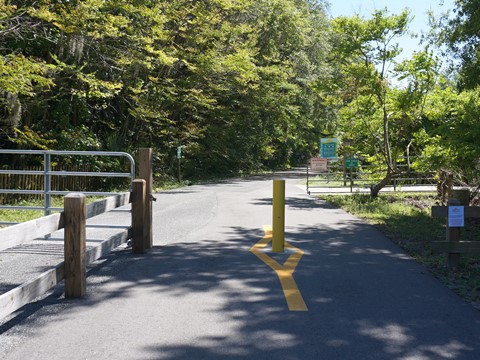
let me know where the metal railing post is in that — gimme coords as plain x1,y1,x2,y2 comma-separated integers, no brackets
0,150,136,226
44,152,52,216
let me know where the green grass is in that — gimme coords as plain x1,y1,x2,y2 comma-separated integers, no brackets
319,192,480,309
0,196,101,226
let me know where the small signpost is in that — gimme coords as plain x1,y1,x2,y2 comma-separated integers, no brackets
177,146,183,181
431,189,480,269
343,158,359,191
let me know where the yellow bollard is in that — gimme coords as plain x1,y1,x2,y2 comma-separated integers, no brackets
272,179,285,253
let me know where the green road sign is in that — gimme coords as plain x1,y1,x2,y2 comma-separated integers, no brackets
177,146,182,159
345,158,359,168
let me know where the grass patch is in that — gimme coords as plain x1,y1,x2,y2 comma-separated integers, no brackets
0,196,103,226
319,192,480,309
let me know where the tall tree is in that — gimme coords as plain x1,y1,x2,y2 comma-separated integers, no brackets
1,0,333,179
0,1,54,147
440,0,480,89
329,8,415,196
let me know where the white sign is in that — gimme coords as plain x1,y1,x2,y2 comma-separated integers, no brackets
310,157,328,172
448,206,464,227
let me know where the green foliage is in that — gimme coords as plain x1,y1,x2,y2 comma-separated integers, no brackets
437,0,480,89
0,0,476,189
0,54,54,96
0,0,334,176
413,85,480,186
329,8,413,139
11,125,56,150
55,125,101,151
327,8,425,196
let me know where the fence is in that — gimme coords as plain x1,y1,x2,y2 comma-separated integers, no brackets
0,165,120,200
306,157,435,194
0,150,135,225
0,148,154,319
430,189,480,270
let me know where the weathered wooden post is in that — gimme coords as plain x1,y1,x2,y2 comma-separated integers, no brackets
64,193,86,298
349,166,353,193
446,198,461,270
447,189,470,269
450,188,470,206
132,179,146,254
431,189,480,267
139,148,153,249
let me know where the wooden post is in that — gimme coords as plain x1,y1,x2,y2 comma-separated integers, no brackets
306,162,309,195
446,198,461,270
450,188,470,206
350,167,353,193
139,148,153,249
64,193,86,298
132,179,146,254
272,180,285,253
446,189,470,270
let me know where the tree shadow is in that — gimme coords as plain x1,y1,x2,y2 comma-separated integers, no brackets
2,218,479,359
251,196,337,210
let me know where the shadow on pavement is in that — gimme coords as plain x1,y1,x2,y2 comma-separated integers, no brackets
251,196,337,210
3,216,478,359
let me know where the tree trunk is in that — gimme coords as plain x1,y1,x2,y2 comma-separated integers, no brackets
370,170,392,197
370,103,394,198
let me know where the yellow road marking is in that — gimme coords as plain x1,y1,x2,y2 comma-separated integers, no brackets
249,225,307,311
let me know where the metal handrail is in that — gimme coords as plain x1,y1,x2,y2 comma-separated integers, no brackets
0,170,131,177
0,150,135,224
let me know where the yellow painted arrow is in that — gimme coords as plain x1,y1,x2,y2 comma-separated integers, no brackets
250,225,307,311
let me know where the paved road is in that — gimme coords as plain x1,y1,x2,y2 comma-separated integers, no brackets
1,173,479,359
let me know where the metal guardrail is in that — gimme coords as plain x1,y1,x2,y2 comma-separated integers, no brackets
0,150,135,225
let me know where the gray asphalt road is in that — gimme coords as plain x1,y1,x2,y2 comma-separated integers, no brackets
1,174,479,359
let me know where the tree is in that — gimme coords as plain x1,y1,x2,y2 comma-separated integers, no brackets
439,0,480,89
0,1,54,147
1,0,333,180
329,8,426,197
412,83,480,197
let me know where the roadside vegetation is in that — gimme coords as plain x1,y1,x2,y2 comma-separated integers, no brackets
0,0,479,197
319,192,480,309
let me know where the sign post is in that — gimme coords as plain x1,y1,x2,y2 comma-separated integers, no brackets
345,158,358,192
177,146,182,182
